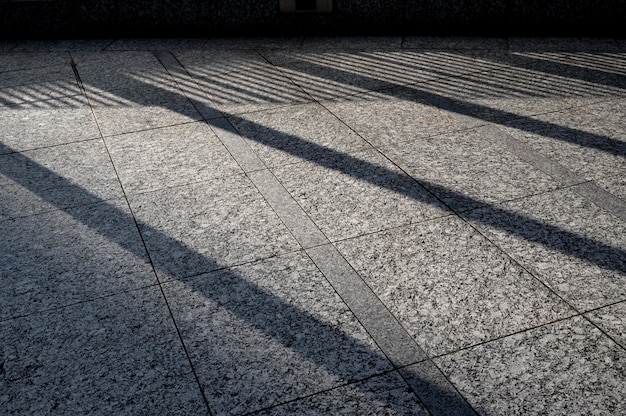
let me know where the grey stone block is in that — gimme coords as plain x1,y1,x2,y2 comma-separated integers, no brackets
0,199,156,319
436,316,626,415
272,148,450,241
129,174,300,280
1,287,206,415
335,216,573,356
585,301,626,349
105,121,241,194
162,251,392,414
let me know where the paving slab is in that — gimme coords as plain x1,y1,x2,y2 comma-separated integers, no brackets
0,198,155,320
162,251,393,415
508,37,620,52
202,36,303,50
256,371,428,415
89,82,202,136
595,174,626,201
174,49,268,79
229,102,372,168
0,94,100,153
301,36,402,50
105,121,241,194
1,287,206,415
106,38,208,51
335,216,573,356
0,139,123,219
0,65,79,95
436,316,626,415
129,174,300,281
403,36,507,50
383,128,561,212
465,187,626,312
0,52,71,72
11,39,115,52
585,301,626,349
499,99,626,181
190,63,312,115
272,148,450,241
323,88,478,147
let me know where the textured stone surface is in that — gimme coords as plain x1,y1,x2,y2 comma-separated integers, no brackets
0,199,155,319
106,38,207,51
257,371,428,415
403,36,507,50
162,251,393,414
273,148,450,241
105,121,241,194
129,174,300,280
499,99,626,180
436,317,626,415
0,52,71,72
0,139,123,218
508,37,620,51
324,88,477,147
301,36,402,50
466,187,626,311
191,63,312,115
595,174,626,201
384,128,560,211
11,39,114,52
0,65,80,96
335,216,573,355
230,102,371,168
0,94,100,153
174,49,268,79
89,82,202,136
585,302,626,349
1,287,206,415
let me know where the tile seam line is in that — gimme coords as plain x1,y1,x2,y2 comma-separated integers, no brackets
480,123,626,221
241,366,421,416
70,51,214,415
157,47,461,414
0,282,164,323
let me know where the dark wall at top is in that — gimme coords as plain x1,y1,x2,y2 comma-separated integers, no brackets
1,0,625,39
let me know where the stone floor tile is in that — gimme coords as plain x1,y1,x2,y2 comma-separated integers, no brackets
335,216,573,356
191,63,312,115
499,99,626,181
323,88,477,147
272,148,450,241
0,139,123,218
105,122,241,194
508,37,620,52
229,102,371,168
0,41,19,53
257,371,428,415
106,38,207,51
1,287,206,415
202,36,303,50
0,94,100,153
72,50,164,70
89,82,202,136
301,36,402,50
174,49,268,79
162,251,393,415
403,36,507,50
79,66,176,95
585,301,626,349
595,174,626,201
384,129,561,211
11,39,115,52
0,65,78,93
129,174,300,281
0,52,71,72
436,316,626,415
465,187,626,311
0,198,156,319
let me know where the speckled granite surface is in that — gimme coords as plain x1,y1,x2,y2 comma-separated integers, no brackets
1,37,625,415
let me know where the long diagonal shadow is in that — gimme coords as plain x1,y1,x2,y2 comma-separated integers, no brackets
273,51,626,158
0,140,474,415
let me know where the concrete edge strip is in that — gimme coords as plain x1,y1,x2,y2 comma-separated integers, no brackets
155,48,476,415
306,244,476,416
479,123,626,221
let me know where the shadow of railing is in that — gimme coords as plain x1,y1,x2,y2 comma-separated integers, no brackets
3,45,626,415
